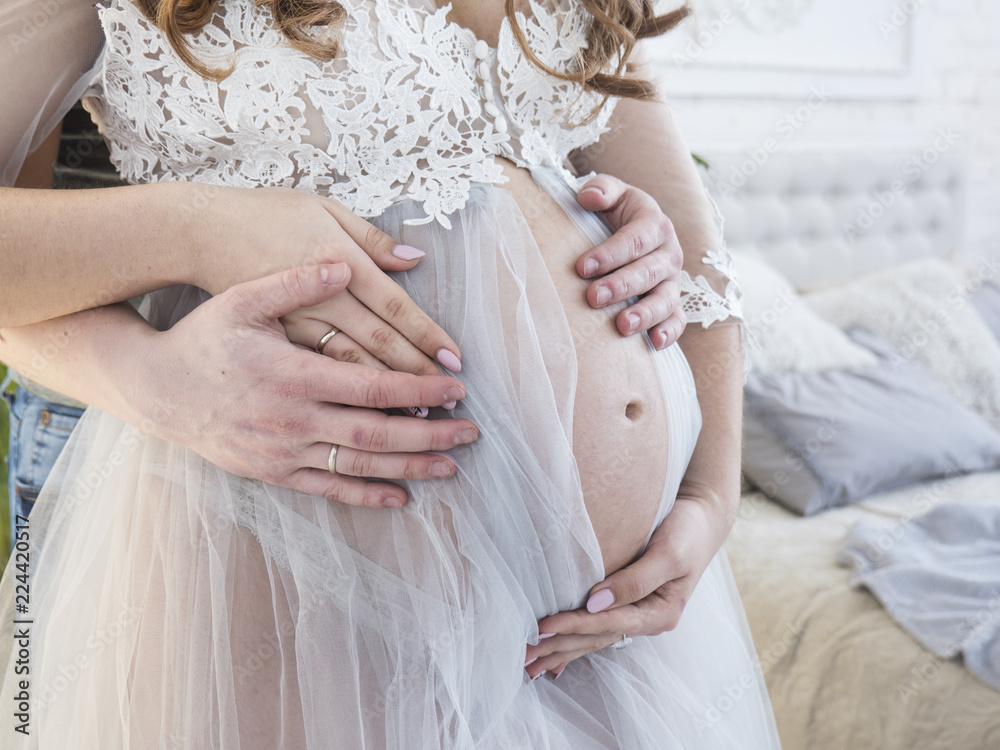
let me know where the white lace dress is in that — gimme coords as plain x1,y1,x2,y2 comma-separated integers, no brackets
0,0,777,747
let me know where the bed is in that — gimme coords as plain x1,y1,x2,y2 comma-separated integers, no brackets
696,144,1000,749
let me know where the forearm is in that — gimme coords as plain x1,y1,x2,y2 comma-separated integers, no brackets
0,181,198,326
674,324,742,530
0,305,153,422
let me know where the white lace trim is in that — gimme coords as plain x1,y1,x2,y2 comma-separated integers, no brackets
680,187,746,329
678,187,755,377
84,0,617,228
679,249,744,328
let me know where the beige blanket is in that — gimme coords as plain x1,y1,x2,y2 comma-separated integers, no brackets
725,471,1000,750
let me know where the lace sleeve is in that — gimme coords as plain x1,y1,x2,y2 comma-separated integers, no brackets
679,188,755,377
0,0,104,186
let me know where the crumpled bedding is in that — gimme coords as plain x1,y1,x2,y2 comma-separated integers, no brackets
838,503,1000,692
725,471,1000,750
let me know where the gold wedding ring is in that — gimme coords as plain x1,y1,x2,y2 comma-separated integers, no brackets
316,326,340,353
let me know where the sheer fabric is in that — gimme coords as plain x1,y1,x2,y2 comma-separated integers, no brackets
0,0,102,185
1,175,779,748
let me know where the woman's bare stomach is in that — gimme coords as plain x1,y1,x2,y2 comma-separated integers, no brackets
497,160,670,576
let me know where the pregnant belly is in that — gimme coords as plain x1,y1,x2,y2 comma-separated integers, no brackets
497,161,670,576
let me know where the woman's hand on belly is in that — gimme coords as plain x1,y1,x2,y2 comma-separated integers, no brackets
573,174,688,350
523,492,731,681
189,184,463,375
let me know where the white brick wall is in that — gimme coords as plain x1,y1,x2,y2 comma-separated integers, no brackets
650,0,1000,265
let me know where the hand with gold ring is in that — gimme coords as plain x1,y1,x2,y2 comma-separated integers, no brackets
141,263,478,509
223,193,464,379
311,324,433,418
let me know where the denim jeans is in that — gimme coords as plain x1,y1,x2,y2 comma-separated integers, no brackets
3,385,85,548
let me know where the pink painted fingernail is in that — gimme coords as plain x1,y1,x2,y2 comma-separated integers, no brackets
392,244,425,260
436,348,462,372
583,258,599,277
405,406,429,419
531,670,547,682
596,286,611,306
553,667,566,681
627,313,641,333
586,589,614,613
525,657,538,667
442,400,457,410
539,633,555,639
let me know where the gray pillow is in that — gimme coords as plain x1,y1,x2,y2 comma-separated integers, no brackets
970,280,1000,343
742,326,1000,515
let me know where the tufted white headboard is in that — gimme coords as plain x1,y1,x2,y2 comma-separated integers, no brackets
697,144,967,290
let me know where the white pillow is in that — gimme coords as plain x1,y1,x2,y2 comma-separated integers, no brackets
732,251,878,374
804,257,1000,432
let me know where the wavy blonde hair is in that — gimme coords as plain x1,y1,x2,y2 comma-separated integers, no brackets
135,0,689,107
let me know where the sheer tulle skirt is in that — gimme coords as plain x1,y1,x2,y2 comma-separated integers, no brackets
0,174,780,748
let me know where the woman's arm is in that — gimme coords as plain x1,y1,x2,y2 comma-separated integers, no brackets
3,180,471,376
0,182,199,324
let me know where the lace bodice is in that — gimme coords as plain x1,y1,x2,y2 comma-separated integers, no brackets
76,0,745,335
82,0,617,228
